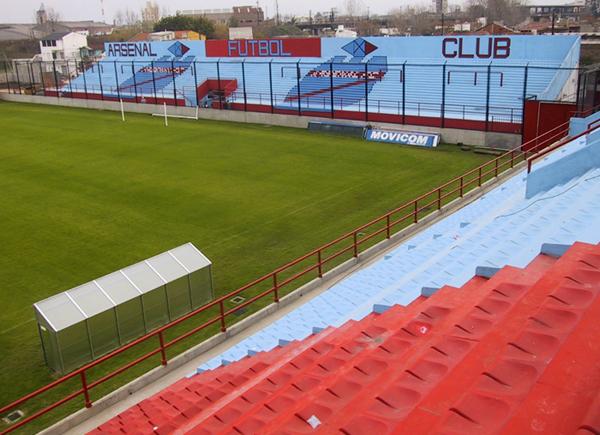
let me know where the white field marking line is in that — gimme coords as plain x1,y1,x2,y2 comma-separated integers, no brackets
0,318,35,335
198,167,420,251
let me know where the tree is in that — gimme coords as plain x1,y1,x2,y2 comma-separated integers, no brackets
213,22,229,39
466,0,527,26
45,7,62,31
356,19,380,36
153,15,215,38
141,1,161,31
113,10,125,26
389,6,436,35
124,8,140,26
46,7,61,24
344,0,365,17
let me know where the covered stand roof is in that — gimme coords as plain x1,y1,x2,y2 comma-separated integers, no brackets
34,243,211,332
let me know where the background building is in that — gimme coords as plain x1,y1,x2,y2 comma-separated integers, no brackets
39,31,87,62
179,5,265,27
228,26,253,39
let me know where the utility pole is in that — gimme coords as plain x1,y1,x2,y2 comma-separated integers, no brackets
275,0,280,25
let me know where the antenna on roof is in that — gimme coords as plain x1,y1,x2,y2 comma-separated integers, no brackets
100,0,106,22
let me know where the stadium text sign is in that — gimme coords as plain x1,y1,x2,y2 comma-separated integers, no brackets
205,38,321,57
107,42,157,57
364,128,440,148
442,37,511,59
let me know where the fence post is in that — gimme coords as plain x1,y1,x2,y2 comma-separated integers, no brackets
273,273,279,303
575,68,582,112
437,188,442,209
459,176,464,197
38,61,44,95
216,60,222,109
329,61,334,118
386,214,391,239
242,60,247,112
158,331,167,366
581,71,588,114
192,61,198,107
402,61,406,124
592,70,598,107
81,60,88,100
80,371,92,408
219,300,226,332
485,63,491,131
5,61,11,94
113,61,121,101
151,60,157,103
66,60,73,96
521,64,529,141
353,232,358,258
478,167,482,186
269,60,274,113
131,61,138,103
441,62,446,127
296,61,301,115
364,62,369,122
98,62,104,100
15,62,22,94
413,200,418,223
171,60,177,106
52,60,59,99
27,62,34,92
317,250,323,278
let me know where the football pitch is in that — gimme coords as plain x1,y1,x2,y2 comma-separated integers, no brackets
0,101,490,430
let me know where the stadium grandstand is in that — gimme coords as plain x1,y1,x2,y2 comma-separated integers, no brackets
5,35,581,136
1,34,600,434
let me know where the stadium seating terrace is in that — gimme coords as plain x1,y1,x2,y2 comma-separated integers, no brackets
88,90,600,434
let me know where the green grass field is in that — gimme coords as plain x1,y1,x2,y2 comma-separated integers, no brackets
0,101,490,431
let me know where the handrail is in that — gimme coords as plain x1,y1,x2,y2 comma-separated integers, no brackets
527,120,600,173
574,102,600,118
0,116,585,434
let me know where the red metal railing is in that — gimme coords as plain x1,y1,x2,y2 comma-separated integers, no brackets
0,120,586,434
527,118,600,173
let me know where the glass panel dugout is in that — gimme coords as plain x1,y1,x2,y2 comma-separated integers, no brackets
33,243,214,374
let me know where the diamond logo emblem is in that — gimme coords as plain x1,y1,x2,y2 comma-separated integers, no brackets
341,38,378,57
168,41,190,57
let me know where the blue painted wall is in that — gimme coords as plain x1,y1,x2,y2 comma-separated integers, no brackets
101,35,579,64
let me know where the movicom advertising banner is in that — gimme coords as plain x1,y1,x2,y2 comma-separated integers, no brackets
364,127,440,148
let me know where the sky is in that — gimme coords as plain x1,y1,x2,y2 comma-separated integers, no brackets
0,0,434,24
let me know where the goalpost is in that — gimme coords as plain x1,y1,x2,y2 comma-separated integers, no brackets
151,103,199,126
